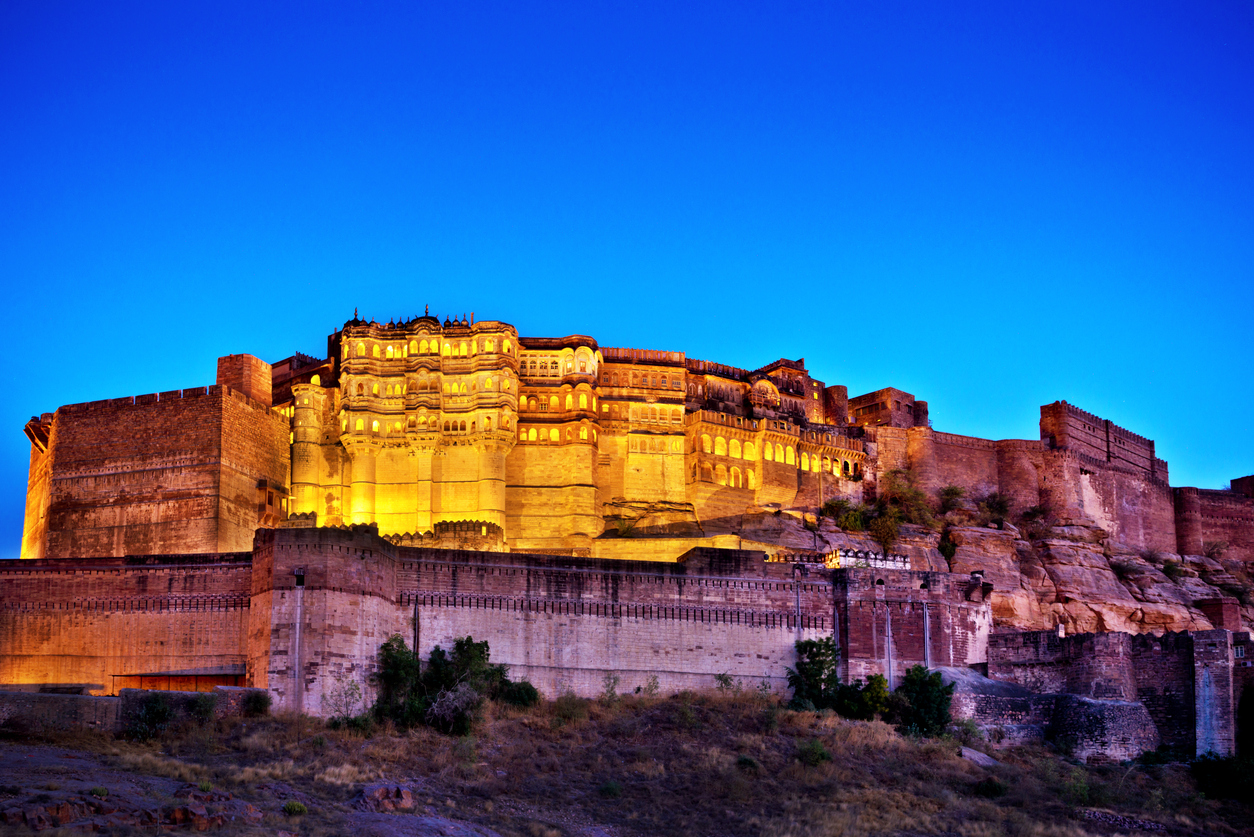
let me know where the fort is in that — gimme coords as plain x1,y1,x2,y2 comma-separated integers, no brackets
4,311,1253,760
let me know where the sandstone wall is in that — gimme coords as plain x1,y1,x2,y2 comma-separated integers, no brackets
401,545,829,696
1175,488,1254,563
0,555,252,694
249,527,407,717
835,568,992,688
25,387,288,559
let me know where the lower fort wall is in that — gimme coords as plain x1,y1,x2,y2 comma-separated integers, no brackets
0,556,253,695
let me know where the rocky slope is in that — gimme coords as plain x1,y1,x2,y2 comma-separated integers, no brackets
728,508,1253,635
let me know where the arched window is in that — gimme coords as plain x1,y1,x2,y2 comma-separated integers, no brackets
529,397,538,411
701,434,712,454
386,346,394,359
565,427,572,440
823,457,831,473
549,428,559,442
372,345,380,358
715,464,728,486
730,439,742,459
419,339,428,354
410,340,418,354
371,420,380,433
519,428,526,441
565,394,574,411
702,462,714,482
579,425,588,440
579,393,588,409
786,446,795,465
747,469,756,489
549,395,559,411
843,460,851,476
714,437,727,456
357,342,366,357
528,427,537,441
503,339,512,353
775,443,785,462
459,342,468,356
355,418,364,431
764,443,773,462
372,383,379,395
485,339,495,352
800,452,809,471
459,421,466,432
730,467,742,488
744,441,756,460
355,383,364,395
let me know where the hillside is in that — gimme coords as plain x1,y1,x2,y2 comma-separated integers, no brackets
1,692,1250,836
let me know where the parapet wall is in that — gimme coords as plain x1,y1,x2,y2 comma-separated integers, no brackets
0,554,253,695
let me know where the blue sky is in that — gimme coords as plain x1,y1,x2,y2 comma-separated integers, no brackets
2,1,1252,559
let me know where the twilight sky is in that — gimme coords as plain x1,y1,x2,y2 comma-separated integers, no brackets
2,2,1252,559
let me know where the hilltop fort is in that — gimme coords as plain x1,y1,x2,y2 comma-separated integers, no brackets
4,312,1253,760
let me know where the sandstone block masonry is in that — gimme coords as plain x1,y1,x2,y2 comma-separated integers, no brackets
1,526,992,716
20,313,1254,563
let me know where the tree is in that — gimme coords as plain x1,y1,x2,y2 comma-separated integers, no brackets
868,510,901,555
893,664,954,737
786,637,841,710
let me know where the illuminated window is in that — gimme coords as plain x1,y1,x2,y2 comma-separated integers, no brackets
355,418,364,431
504,339,512,353
460,421,467,432
744,442,756,459
529,397,538,411
386,346,394,359
565,394,574,411
373,345,380,358
786,447,795,465
730,439,742,459
460,342,468,356
549,396,559,411
443,343,451,356
485,339,495,352
372,383,379,395
823,457,831,473
592,396,597,410
549,428,559,442
715,437,727,456
731,467,742,488
702,434,712,454
357,342,366,357
800,453,810,471
371,420,380,433
420,339,429,354
775,443,785,461
580,425,588,440
579,393,588,409
311,374,321,386
485,416,492,430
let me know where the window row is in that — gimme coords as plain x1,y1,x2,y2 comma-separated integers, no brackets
608,403,683,424
353,337,513,359
520,393,598,412
700,435,759,460
696,463,756,489
517,425,599,443
604,370,683,390
342,413,511,434
350,375,514,397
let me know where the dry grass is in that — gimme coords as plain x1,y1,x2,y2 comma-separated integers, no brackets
18,691,1252,837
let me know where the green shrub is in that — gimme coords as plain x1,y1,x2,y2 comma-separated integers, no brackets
786,637,840,710
553,692,588,726
797,738,832,766
1162,560,1184,581
972,777,1007,798
938,485,965,514
197,780,212,793
892,665,954,738
736,754,761,774
868,512,900,555
89,787,108,799
242,690,272,717
282,800,307,816
128,693,173,741
881,470,934,527
500,679,540,707
190,693,217,725
938,531,957,563
597,779,623,798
